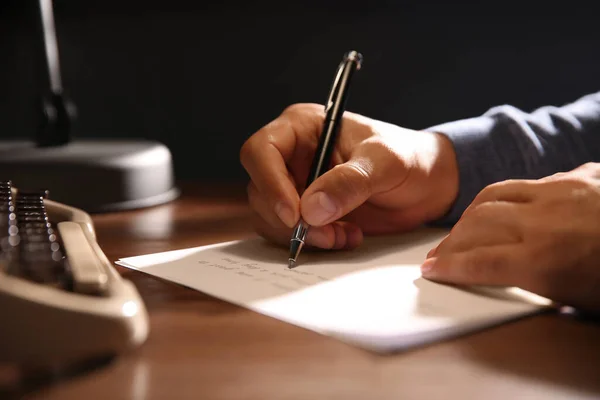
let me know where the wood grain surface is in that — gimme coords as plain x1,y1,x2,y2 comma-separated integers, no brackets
2,183,600,400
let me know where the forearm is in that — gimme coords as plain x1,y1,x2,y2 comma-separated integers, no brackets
430,92,600,224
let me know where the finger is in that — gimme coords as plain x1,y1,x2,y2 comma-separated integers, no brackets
252,211,363,250
421,245,526,287
428,201,523,258
240,104,324,227
247,182,289,230
326,221,364,250
300,159,373,226
540,163,600,182
300,140,405,227
343,203,424,235
467,179,540,211
426,234,448,259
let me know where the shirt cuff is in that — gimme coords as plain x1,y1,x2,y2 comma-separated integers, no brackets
425,115,498,226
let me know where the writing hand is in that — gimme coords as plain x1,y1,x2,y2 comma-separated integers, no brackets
422,162,600,312
240,103,459,250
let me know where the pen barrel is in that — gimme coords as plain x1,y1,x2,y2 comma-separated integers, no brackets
306,121,340,185
326,61,359,124
305,59,360,187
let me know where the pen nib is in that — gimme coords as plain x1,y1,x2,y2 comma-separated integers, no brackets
288,221,307,269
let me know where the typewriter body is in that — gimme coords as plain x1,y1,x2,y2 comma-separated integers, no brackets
0,181,149,365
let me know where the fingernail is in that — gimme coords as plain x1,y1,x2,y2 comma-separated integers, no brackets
346,227,363,249
304,192,338,225
426,246,438,259
274,202,295,227
420,258,437,277
306,228,333,249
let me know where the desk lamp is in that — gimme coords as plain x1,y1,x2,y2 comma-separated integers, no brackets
0,0,179,212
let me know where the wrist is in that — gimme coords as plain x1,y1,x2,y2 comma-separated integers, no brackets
426,132,460,219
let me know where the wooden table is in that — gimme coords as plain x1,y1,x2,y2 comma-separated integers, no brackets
3,184,600,399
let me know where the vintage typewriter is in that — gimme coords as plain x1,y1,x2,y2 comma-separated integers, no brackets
0,180,149,365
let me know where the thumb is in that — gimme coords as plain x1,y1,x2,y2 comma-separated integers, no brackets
300,159,373,226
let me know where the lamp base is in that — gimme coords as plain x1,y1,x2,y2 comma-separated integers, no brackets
0,139,179,212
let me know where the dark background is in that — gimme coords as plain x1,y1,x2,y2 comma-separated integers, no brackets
1,0,599,182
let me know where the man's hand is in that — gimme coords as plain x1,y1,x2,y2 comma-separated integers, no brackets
240,103,459,250
422,162,600,312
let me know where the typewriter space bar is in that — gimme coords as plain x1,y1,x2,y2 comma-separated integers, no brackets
57,221,109,295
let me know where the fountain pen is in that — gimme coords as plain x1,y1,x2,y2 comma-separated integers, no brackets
288,50,363,269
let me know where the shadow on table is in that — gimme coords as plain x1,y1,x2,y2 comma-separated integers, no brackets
456,312,600,397
0,356,115,400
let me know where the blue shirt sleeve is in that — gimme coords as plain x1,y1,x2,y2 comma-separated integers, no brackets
428,92,600,225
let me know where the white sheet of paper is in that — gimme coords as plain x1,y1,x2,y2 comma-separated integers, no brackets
117,228,552,352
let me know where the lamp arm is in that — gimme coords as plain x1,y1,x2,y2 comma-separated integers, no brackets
35,0,76,147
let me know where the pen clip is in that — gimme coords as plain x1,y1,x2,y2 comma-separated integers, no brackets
324,59,346,115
